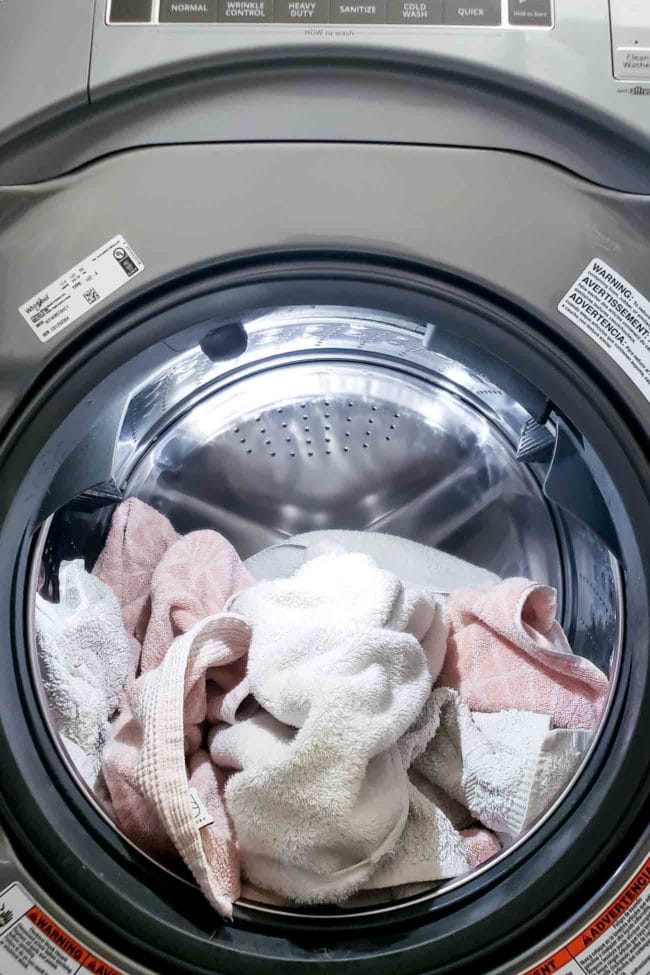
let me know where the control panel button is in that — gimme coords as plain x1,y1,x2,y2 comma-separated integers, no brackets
443,0,500,25
614,47,650,79
108,0,153,21
387,0,442,23
330,0,386,21
160,0,217,20
218,0,273,18
508,0,551,27
274,0,329,19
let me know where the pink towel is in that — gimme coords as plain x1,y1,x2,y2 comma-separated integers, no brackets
94,499,178,680
140,530,254,674
460,828,501,869
437,578,608,731
102,614,250,917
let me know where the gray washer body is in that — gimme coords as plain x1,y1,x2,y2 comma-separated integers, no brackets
0,0,648,973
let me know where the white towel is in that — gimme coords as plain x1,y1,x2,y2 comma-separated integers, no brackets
36,561,131,786
400,688,590,844
244,530,499,593
219,551,445,903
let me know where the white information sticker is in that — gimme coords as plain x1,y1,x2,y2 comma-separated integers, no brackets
0,882,124,974
558,258,650,403
520,857,650,975
18,235,144,344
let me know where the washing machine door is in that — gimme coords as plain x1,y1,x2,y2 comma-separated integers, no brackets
0,142,648,975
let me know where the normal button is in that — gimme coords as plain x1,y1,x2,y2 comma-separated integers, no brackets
508,0,552,27
387,0,442,23
443,0,500,24
331,0,386,22
218,0,273,19
160,0,217,20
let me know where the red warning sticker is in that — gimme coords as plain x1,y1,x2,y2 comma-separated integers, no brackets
0,883,124,975
521,857,650,975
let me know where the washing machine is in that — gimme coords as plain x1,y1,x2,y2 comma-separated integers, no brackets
0,0,648,972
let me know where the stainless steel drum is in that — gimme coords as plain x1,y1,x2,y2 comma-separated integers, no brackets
31,305,623,915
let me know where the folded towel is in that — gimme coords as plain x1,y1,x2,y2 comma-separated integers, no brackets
244,529,499,593
94,499,178,680
437,579,609,730
218,551,442,903
131,615,251,918
36,561,130,787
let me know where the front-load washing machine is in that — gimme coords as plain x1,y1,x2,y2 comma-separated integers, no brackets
0,1,648,973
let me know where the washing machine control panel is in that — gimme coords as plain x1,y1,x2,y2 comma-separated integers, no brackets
107,0,553,27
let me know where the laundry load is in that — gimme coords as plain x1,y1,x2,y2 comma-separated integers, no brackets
36,502,609,919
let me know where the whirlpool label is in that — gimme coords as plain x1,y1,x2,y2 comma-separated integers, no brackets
18,235,144,344
0,882,125,975
559,258,650,403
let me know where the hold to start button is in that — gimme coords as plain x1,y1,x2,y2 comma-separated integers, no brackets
508,0,552,27
443,0,500,25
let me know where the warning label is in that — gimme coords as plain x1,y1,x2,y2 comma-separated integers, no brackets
558,258,650,403
0,883,124,975
520,857,650,975
18,234,144,344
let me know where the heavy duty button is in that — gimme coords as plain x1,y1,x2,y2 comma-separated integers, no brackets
330,0,387,21
443,0,500,25
387,0,443,23
108,0,153,21
160,0,217,20
274,0,330,20
508,0,552,27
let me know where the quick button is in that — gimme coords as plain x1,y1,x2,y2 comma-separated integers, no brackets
443,0,500,25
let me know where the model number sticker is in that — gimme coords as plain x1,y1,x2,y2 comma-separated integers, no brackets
0,881,125,974
18,235,144,343
559,258,650,403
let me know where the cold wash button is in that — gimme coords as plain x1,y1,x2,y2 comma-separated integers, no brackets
387,0,442,23
443,0,500,24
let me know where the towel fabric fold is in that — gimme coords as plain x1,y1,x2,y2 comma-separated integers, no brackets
36,561,131,786
437,578,609,730
94,498,179,681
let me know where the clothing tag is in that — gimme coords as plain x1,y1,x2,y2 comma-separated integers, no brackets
188,788,214,829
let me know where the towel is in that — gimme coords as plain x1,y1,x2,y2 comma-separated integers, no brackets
437,578,609,730
140,530,254,674
36,561,130,786
244,529,499,593
131,615,251,918
100,528,254,888
94,499,178,680
400,688,589,844
217,551,442,903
